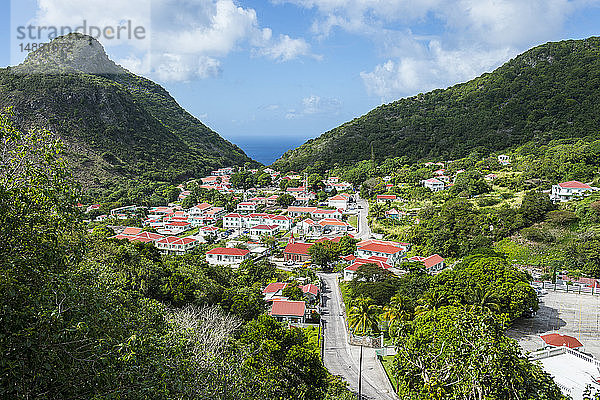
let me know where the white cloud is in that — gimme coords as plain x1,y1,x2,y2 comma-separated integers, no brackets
286,95,341,118
32,0,314,81
279,0,600,99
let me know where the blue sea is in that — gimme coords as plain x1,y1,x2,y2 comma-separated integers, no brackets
227,135,310,165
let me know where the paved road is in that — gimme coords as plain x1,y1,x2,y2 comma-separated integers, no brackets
319,273,397,400
355,194,372,240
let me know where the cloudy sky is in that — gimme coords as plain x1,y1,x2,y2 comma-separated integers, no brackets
3,0,600,154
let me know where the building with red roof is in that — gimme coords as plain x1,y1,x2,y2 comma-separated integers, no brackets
551,181,596,202
205,247,251,265
156,236,199,255
356,240,407,265
408,254,445,273
540,333,583,349
284,242,313,263
270,300,306,324
376,194,397,203
343,257,393,281
249,224,279,238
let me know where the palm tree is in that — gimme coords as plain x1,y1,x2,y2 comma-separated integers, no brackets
380,294,411,338
468,286,500,314
415,291,447,315
347,297,381,400
348,297,381,336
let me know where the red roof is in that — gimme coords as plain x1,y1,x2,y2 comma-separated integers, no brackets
263,282,288,294
329,195,349,201
122,227,143,236
224,213,242,218
251,224,279,230
341,254,357,262
541,333,583,349
423,254,444,268
157,236,198,245
558,181,592,189
206,247,250,256
300,284,320,296
346,258,392,272
270,300,306,317
377,195,397,200
284,242,313,255
359,243,404,254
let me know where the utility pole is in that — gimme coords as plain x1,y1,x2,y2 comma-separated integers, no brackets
358,344,363,400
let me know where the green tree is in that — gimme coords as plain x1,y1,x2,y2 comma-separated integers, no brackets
282,283,304,301
347,297,381,335
519,190,555,225
308,241,337,269
277,193,296,207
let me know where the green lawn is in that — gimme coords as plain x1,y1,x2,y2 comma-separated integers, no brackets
178,227,199,237
348,215,358,228
380,355,398,393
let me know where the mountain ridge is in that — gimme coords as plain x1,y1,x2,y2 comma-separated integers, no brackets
273,36,600,171
0,33,256,193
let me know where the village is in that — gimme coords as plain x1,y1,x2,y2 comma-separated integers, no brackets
80,156,600,400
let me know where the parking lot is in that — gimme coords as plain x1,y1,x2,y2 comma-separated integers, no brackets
507,290,600,358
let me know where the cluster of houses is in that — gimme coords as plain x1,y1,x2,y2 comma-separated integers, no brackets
262,281,321,324
108,226,200,255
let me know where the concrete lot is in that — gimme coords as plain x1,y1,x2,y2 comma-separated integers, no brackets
507,290,600,358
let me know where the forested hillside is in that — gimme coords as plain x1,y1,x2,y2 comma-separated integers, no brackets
0,33,256,197
274,37,600,171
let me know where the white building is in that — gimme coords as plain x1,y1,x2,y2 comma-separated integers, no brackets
551,181,596,202
356,239,408,265
422,178,445,192
155,236,199,255
205,247,251,265
236,202,258,212
249,224,279,238
498,154,510,165
328,193,352,210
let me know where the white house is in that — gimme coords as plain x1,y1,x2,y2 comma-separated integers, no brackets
422,178,445,192
318,218,351,233
269,300,307,324
408,254,445,273
356,239,408,265
328,193,351,210
498,154,510,165
551,181,596,202
223,213,243,229
205,247,251,265
376,194,397,203
155,236,199,255
249,224,279,238
236,202,257,212
311,208,343,220
344,257,392,281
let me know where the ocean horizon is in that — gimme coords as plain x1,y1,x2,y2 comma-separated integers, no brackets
227,135,310,165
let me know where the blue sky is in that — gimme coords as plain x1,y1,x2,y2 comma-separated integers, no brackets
3,0,600,161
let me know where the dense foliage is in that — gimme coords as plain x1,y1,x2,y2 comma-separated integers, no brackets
0,117,349,399
274,37,600,171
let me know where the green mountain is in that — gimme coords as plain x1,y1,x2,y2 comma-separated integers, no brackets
273,37,600,171
0,33,256,191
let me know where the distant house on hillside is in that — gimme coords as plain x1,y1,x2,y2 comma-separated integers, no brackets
498,154,510,165
422,178,445,192
376,194,397,203
155,236,199,255
550,181,596,202
408,254,445,273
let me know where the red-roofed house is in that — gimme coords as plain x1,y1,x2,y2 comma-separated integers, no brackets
311,208,343,220
377,194,397,203
129,231,165,244
551,181,596,202
356,241,407,265
328,193,352,210
422,178,445,192
121,226,143,236
300,284,320,303
237,201,258,212
343,257,393,281
286,206,318,218
284,242,313,263
205,247,251,265
262,282,288,300
409,254,445,273
156,236,199,255
270,300,306,324
249,224,279,238
540,333,583,349
318,218,351,233
223,213,243,229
